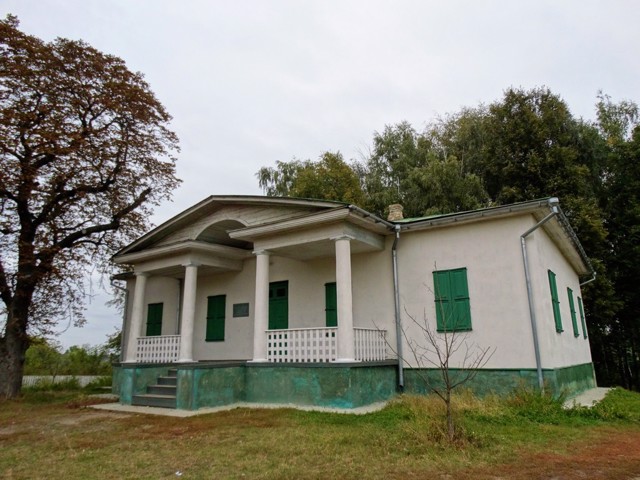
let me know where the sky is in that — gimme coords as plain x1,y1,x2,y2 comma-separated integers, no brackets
3,0,639,349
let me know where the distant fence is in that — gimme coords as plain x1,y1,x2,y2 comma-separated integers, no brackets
22,375,104,387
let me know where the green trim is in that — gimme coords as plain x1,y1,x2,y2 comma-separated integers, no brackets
548,270,563,332
567,288,579,337
269,281,289,330
146,303,163,336
205,295,226,341
433,267,472,332
325,282,337,327
578,297,588,339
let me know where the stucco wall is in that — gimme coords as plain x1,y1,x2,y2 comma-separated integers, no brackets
529,222,593,369
395,215,539,370
191,258,257,360
131,276,181,337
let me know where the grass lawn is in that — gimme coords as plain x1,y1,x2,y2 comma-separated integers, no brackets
1,388,640,479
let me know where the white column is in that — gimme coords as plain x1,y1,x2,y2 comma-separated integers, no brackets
334,235,356,362
251,250,270,362
178,263,199,362
124,272,148,363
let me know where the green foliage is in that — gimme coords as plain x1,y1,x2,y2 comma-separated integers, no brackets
23,377,81,392
24,336,114,376
257,151,365,204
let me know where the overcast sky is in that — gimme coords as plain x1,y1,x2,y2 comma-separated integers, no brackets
3,0,639,349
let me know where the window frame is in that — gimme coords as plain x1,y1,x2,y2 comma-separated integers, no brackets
567,287,580,337
145,303,163,337
432,267,472,332
205,295,226,342
547,270,563,333
577,297,588,339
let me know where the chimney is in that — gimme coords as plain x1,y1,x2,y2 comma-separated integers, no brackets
387,204,404,221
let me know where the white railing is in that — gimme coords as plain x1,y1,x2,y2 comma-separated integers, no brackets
354,328,387,361
268,327,337,362
136,335,181,363
266,327,387,363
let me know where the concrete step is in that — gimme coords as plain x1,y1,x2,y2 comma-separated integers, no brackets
157,376,177,386
167,368,178,377
132,394,177,409
146,384,177,396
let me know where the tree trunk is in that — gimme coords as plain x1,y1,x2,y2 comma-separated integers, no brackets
0,321,28,398
445,397,454,442
0,295,32,399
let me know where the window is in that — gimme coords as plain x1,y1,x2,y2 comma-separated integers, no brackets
433,268,472,331
547,270,563,333
268,281,288,330
146,303,163,336
578,297,588,339
325,282,337,327
567,288,579,337
206,295,226,341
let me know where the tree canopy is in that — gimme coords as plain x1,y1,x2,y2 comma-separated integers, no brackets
257,151,365,205
257,86,640,390
0,16,180,398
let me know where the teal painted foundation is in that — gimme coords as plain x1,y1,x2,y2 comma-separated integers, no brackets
113,361,595,410
114,361,397,410
245,363,397,409
114,363,175,405
403,362,596,398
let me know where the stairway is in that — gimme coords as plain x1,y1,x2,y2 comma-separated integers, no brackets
132,368,177,409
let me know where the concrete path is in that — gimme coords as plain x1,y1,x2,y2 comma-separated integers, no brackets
563,387,611,408
90,400,388,417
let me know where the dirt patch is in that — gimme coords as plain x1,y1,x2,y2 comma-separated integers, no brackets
54,411,132,427
465,428,640,480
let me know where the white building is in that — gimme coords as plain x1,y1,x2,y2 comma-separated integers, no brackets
112,196,596,410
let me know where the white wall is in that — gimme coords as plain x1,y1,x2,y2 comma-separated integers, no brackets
529,224,593,369
395,215,538,370
191,258,257,360
139,276,181,337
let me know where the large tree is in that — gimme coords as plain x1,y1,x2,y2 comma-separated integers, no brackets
0,16,180,398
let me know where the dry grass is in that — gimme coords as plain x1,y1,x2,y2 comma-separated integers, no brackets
1,390,640,479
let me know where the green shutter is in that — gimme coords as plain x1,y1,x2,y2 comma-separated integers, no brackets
325,282,337,327
548,270,563,332
567,288,579,337
206,295,226,341
268,281,288,330
433,268,471,332
146,303,163,336
578,297,587,339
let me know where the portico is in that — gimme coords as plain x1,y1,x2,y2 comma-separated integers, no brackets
116,204,390,366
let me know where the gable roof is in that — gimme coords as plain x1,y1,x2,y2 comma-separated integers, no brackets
396,197,594,278
114,195,347,257
114,195,594,279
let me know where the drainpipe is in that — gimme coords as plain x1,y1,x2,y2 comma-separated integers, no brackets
580,272,597,287
391,225,404,392
520,197,560,392
110,278,130,363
